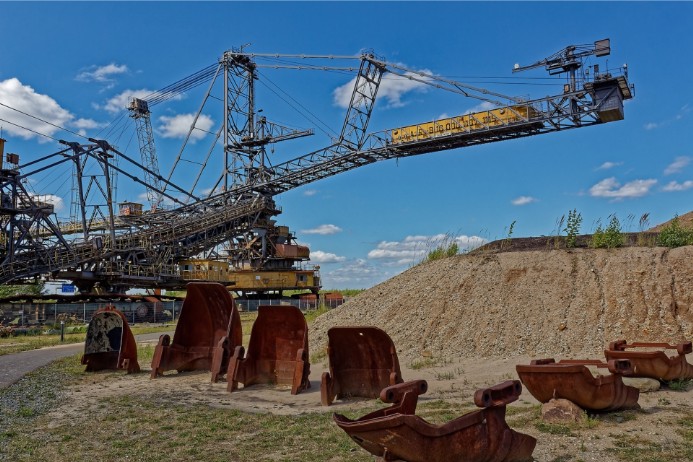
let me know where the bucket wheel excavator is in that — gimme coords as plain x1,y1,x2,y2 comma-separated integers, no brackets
0,39,633,294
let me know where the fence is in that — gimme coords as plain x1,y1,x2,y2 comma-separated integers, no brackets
0,300,183,327
235,297,345,313
0,296,346,327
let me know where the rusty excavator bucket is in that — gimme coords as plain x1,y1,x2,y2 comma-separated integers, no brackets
151,282,241,378
321,326,403,406
81,306,140,374
604,340,693,381
333,380,536,462
516,358,640,412
226,305,310,394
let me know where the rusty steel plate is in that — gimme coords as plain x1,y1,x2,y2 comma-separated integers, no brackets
334,380,535,462
151,282,241,378
81,306,140,373
604,340,693,381
227,305,310,394
321,326,403,406
516,358,640,412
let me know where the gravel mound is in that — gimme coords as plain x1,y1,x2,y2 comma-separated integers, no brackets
310,246,693,363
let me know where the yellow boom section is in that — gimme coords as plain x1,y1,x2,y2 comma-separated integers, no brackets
390,105,540,145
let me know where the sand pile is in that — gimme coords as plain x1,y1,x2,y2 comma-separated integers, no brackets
310,245,693,362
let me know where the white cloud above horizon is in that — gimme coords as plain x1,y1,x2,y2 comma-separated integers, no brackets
664,156,690,175
511,196,537,206
464,101,496,114
310,250,346,263
101,88,154,114
597,161,623,171
367,233,486,265
589,177,657,200
31,194,65,212
157,113,214,141
0,78,101,141
76,63,129,86
321,258,386,288
303,189,318,197
301,224,342,235
333,66,433,109
663,180,693,192
644,104,690,131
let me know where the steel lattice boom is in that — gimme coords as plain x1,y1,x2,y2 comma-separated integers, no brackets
0,40,634,292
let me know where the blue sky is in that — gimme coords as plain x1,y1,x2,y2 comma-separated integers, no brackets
1,2,692,289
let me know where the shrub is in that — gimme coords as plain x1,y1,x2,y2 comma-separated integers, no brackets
656,215,693,248
563,209,582,248
421,233,461,263
591,215,624,249
426,241,459,261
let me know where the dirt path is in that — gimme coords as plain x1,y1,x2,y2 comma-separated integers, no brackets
0,331,170,389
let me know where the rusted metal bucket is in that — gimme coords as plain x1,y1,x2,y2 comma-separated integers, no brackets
604,340,693,381
333,379,536,462
226,305,310,394
151,282,241,378
516,358,640,412
81,306,140,373
321,326,403,406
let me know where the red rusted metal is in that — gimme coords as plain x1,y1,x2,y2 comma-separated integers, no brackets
150,282,241,378
321,326,403,406
604,340,693,381
81,306,140,374
516,358,640,412
226,305,310,394
333,380,536,462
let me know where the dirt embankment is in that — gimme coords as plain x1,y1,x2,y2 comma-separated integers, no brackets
310,246,693,363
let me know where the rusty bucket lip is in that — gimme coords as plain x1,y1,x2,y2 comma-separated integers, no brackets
333,379,536,462
604,340,693,381
151,282,237,378
321,325,403,406
227,304,310,394
516,358,640,412
82,305,140,373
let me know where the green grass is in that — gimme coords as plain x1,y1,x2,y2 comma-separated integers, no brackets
666,379,692,391
606,433,693,461
0,324,175,356
0,355,370,462
408,356,450,370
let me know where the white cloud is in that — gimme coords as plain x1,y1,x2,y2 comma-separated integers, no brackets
323,259,386,287
157,113,214,141
101,89,154,113
663,180,693,192
589,177,657,200
0,78,74,140
333,67,432,109
72,118,101,130
368,233,486,265
464,101,496,115
644,106,689,131
72,117,106,136
31,194,64,212
310,250,346,263
303,189,318,197
301,224,342,235
597,161,622,171
511,196,537,206
664,156,690,175
76,63,129,84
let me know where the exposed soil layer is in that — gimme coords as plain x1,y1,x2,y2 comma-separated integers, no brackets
310,245,693,363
